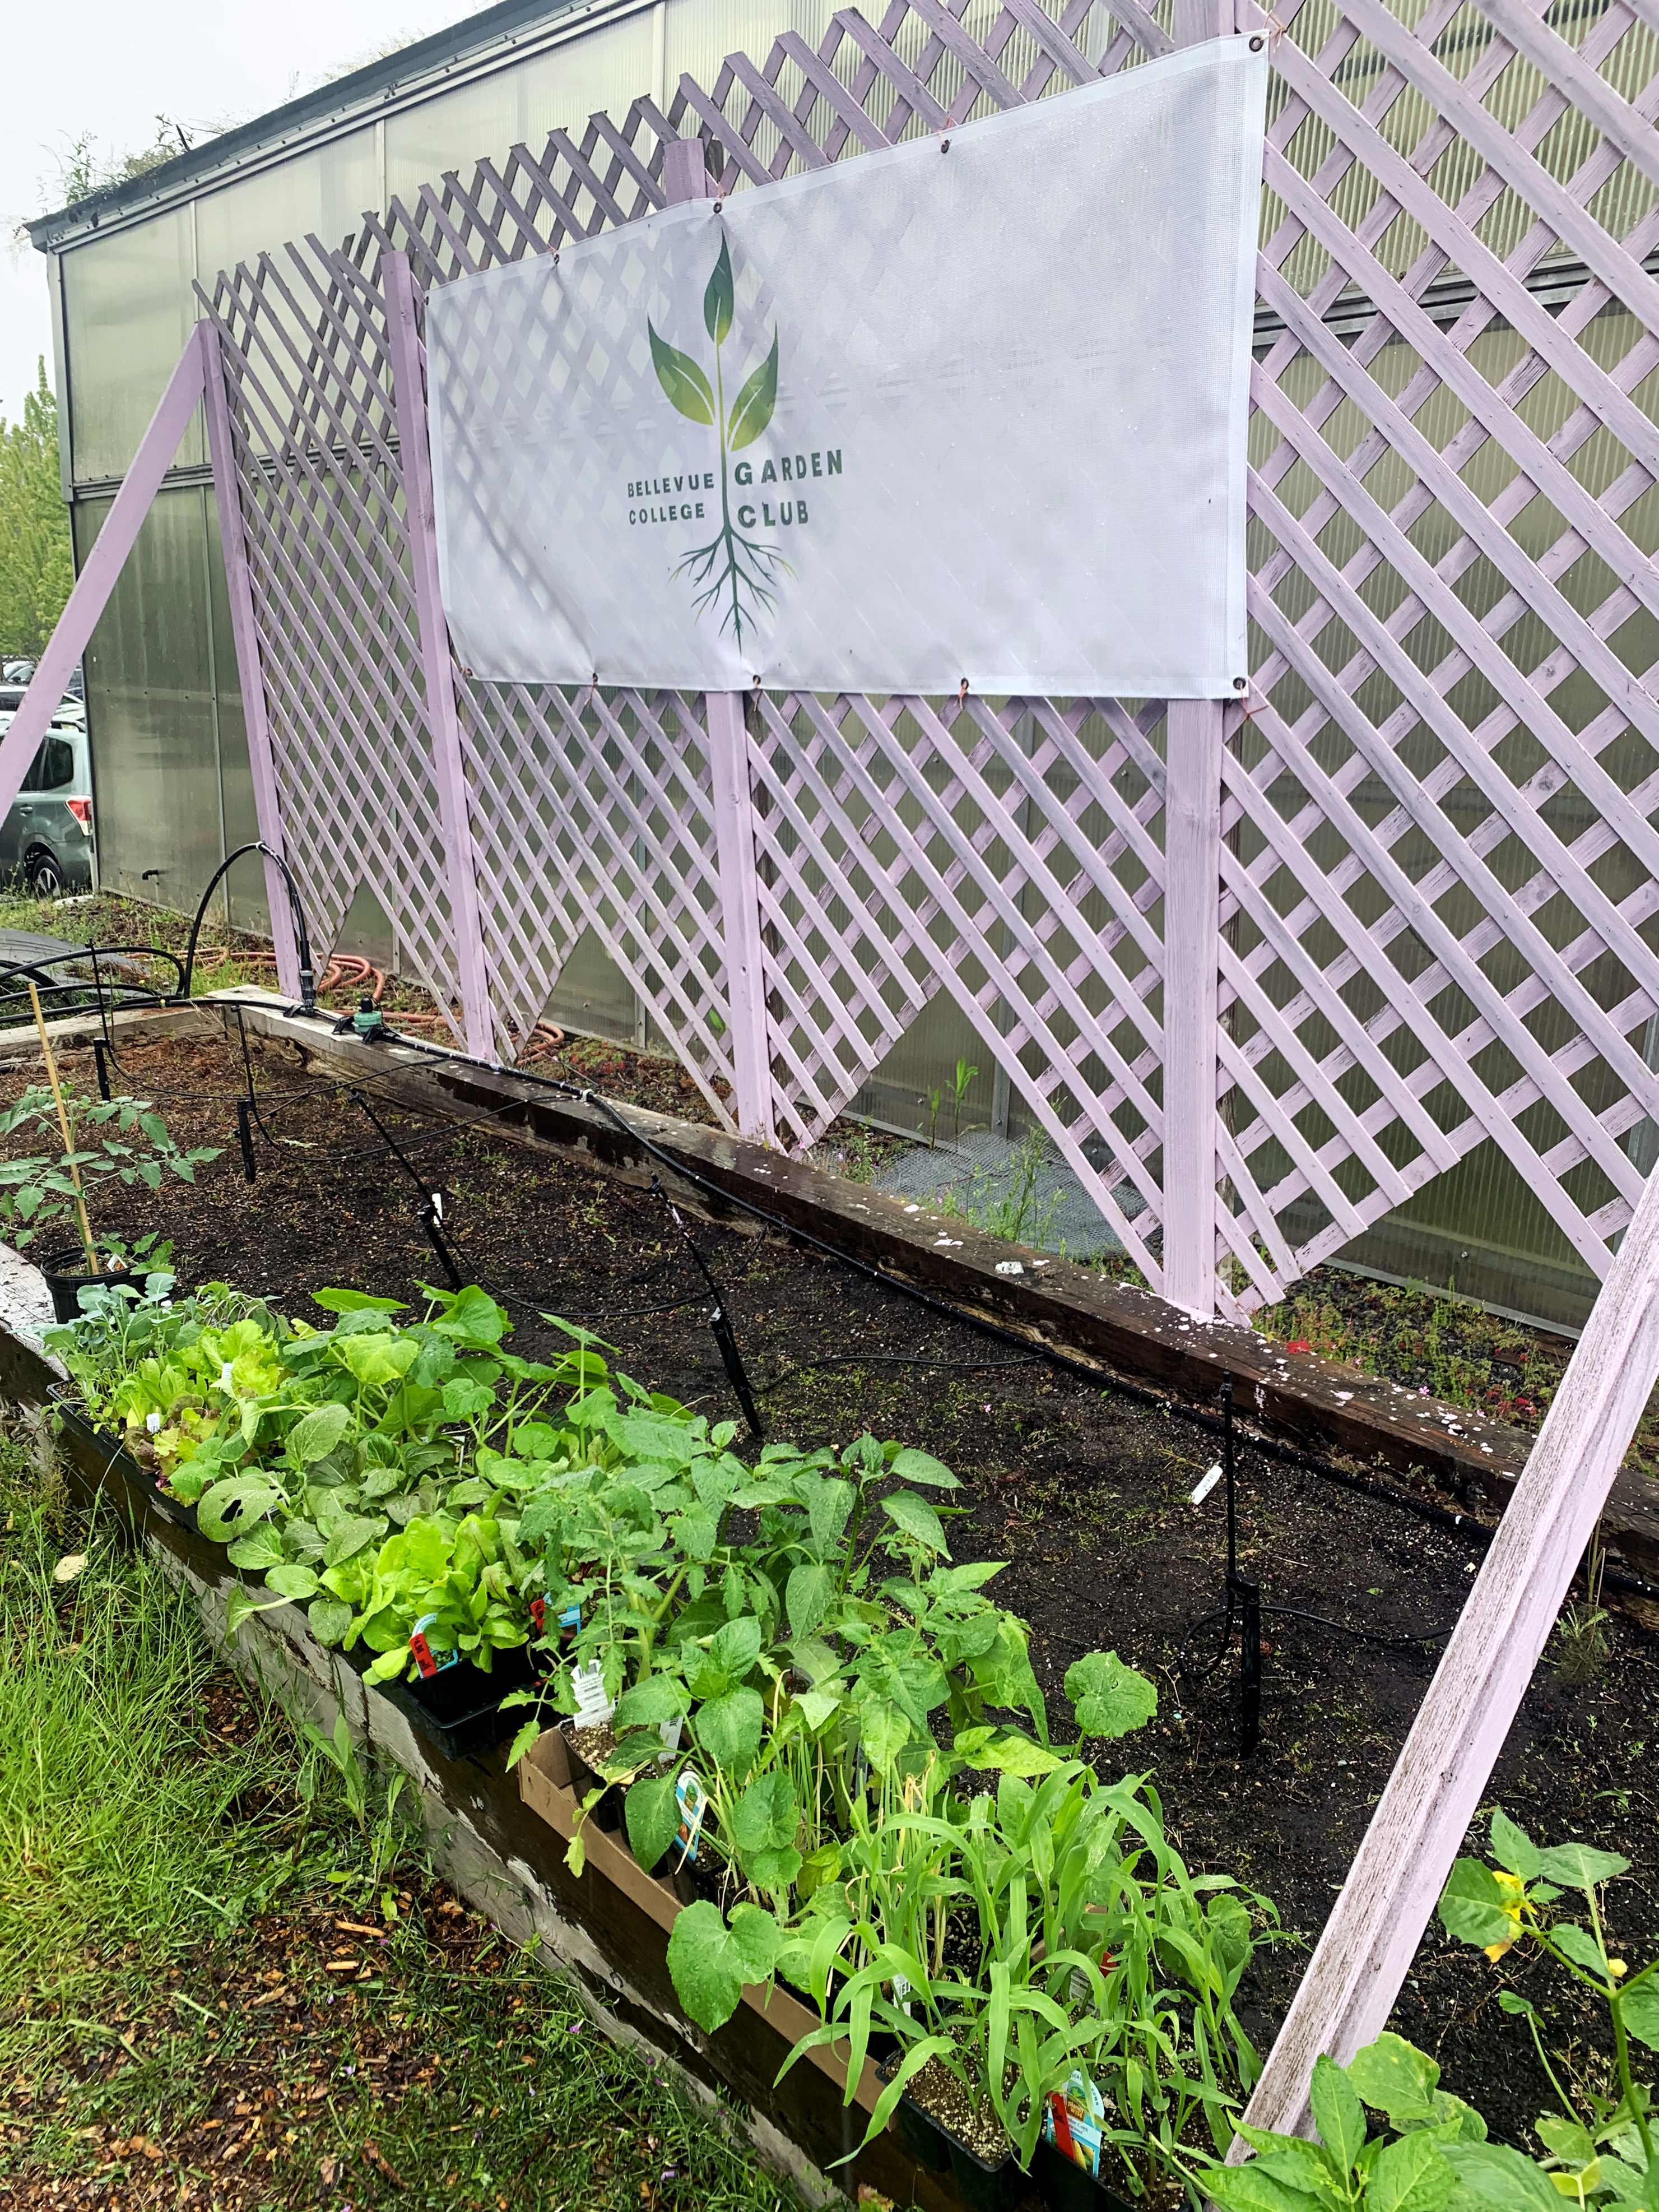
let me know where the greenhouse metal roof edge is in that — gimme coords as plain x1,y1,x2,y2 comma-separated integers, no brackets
25,0,649,254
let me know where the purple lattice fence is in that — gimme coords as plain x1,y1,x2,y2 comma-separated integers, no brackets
184,0,1659,1326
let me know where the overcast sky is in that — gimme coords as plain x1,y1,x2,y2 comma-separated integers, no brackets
1,0,482,427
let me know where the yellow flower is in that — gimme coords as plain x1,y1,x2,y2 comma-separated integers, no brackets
1484,1869,1528,1962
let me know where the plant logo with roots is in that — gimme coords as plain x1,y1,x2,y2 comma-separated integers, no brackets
648,236,789,649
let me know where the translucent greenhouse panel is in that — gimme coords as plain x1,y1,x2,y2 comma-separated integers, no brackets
194,131,378,293
512,18,659,155
74,489,227,910
385,17,653,211
849,996,1001,1142
540,925,640,1044
662,0,837,136
1330,1148,1600,1336
62,212,199,484
334,881,399,971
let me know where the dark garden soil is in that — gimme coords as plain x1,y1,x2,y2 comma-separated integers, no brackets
12,1027,1658,2167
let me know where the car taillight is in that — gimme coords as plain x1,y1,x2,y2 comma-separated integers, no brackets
66,797,92,833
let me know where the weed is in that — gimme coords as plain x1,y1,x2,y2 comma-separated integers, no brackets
1551,1519,1614,1687
940,1127,1060,1248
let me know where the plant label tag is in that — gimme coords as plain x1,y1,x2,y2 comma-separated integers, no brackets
1043,2070,1106,2176
658,1715,684,1763
410,1613,458,1678
891,1972,914,2017
674,1768,706,1865
572,1657,614,1727
1191,1464,1223,1506
1068,1966,1090,2008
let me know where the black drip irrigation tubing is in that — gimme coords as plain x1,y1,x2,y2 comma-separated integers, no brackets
282,1020,1659,1613
15,921,1659,1620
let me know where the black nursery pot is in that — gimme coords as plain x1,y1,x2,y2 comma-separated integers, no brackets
40,1246,136,1325
895,2093,1023,2212
1031,2137,1138,2212
343,1638,538,1765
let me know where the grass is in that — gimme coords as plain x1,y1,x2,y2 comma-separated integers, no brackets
0,1421,798,2212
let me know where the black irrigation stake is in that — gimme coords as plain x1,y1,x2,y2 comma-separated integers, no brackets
347,1086,463,1291
1179,1378,1262,1757
650,1175,764,1441
236,1097,257,1182
92,1037,113,1102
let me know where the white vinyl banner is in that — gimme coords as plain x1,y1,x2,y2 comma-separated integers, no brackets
426,39,1267,698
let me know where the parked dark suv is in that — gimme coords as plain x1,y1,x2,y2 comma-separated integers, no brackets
0,720,95,896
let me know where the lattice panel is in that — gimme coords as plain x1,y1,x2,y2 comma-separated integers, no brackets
197,247,466,1033
1225,0,1659,1308
198,0,1659,1315
746,690,1172,1274
455,679,743,1128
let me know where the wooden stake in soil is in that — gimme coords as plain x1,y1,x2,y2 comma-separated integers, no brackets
27,980,98,1277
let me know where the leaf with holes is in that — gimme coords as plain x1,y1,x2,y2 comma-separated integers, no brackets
197,1477,282,1545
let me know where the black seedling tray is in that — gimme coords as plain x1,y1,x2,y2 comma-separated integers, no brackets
54,1395,199,1530
53,1395,538,1764
341,1637,540,1764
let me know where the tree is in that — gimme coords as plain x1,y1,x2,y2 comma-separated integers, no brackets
0,363,73,660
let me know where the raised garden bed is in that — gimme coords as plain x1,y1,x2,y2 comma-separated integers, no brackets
7,1015,1658,2196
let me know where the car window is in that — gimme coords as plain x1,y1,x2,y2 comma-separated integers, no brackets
21,738,75,793
39,739,75,791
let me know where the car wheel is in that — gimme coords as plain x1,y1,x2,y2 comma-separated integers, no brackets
26,850,64,899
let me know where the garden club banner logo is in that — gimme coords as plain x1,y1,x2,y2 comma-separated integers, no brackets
631,236,835,652
426,40,1267,695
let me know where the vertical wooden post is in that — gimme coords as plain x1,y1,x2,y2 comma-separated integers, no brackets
1162,702,1223,1315
201,318,301,996
1159,0,1234,1319
663,135,776,1143
1237,1150,1659,2144
383,250,496,1064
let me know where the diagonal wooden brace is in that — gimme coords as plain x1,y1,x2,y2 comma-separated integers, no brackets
0,330,207,827
1237,1147,1659,2144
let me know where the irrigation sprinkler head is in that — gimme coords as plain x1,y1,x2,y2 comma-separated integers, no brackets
337,995,389,1042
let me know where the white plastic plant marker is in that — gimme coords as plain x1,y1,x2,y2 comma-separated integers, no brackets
1191,1465,1224,1505
571,1658,615,1728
